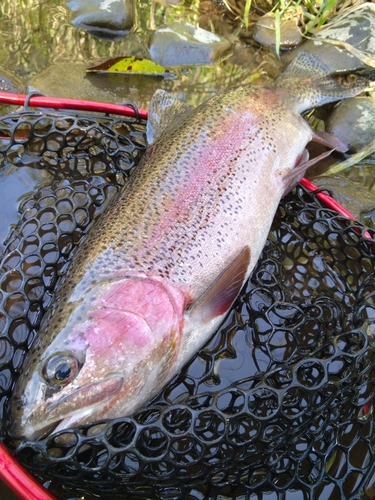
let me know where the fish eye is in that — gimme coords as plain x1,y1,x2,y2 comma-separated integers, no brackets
42,353,80,386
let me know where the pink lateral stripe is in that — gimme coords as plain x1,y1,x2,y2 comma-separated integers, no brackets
0,442,57,500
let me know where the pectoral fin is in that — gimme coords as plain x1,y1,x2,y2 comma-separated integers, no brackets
283,147,336,195
312,130,348,153
283,129,349,194
187,246,251,324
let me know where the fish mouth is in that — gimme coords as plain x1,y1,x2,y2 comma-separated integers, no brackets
18,375,124,441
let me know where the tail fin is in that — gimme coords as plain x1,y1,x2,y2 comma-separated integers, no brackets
276,52,371,113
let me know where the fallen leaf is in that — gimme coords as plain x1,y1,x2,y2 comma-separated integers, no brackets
86,56,175,78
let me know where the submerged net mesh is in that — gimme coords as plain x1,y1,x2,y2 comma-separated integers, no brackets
0,107,375,500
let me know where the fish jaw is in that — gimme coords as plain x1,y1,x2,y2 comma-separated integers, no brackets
10,274,187,440
13,375,124,440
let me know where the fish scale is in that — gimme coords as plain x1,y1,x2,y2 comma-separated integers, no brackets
70,87,305,288
9,52,370,440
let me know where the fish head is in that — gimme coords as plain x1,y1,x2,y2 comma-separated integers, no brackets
9,274,186,440
275,52,371,114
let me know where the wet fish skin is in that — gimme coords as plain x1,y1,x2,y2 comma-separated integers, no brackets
8,53,369,440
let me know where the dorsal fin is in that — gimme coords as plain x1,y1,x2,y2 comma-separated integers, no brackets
187,246,251,324
277,52,333,80
146,89,194,145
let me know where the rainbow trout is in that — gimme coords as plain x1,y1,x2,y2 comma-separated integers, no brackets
9,53,369,439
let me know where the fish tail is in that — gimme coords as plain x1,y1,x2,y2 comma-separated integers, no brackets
276,52,371,113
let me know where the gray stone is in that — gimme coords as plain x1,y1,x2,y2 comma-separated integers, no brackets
326,97,375,153
67,0,136,40
0,65,24,93
290,3,375,73
148,22,231,67
254,14,302,50
0,65,26,114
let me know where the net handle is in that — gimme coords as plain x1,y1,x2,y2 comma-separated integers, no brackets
300,178,374,243
0,91,148,119
0,442,57,500
299,178,355,218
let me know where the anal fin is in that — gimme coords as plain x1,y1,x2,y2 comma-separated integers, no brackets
187,246,251,324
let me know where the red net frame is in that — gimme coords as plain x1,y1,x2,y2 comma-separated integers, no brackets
0,91,371,500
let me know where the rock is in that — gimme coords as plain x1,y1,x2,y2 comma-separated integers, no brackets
326,97,375,153
67,0,136,40
0,65,26,114
0,66,24,93
254,14,302,50
148,22,231,67
289,3,375,73
252,0,274,10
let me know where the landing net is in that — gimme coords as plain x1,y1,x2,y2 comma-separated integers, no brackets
0,106,374,500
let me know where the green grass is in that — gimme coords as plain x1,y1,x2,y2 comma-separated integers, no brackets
243,0,252,30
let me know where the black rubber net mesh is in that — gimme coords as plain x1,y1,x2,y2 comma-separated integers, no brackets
0,107,375,500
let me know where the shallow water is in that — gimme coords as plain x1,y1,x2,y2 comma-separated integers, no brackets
0,0,273,109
